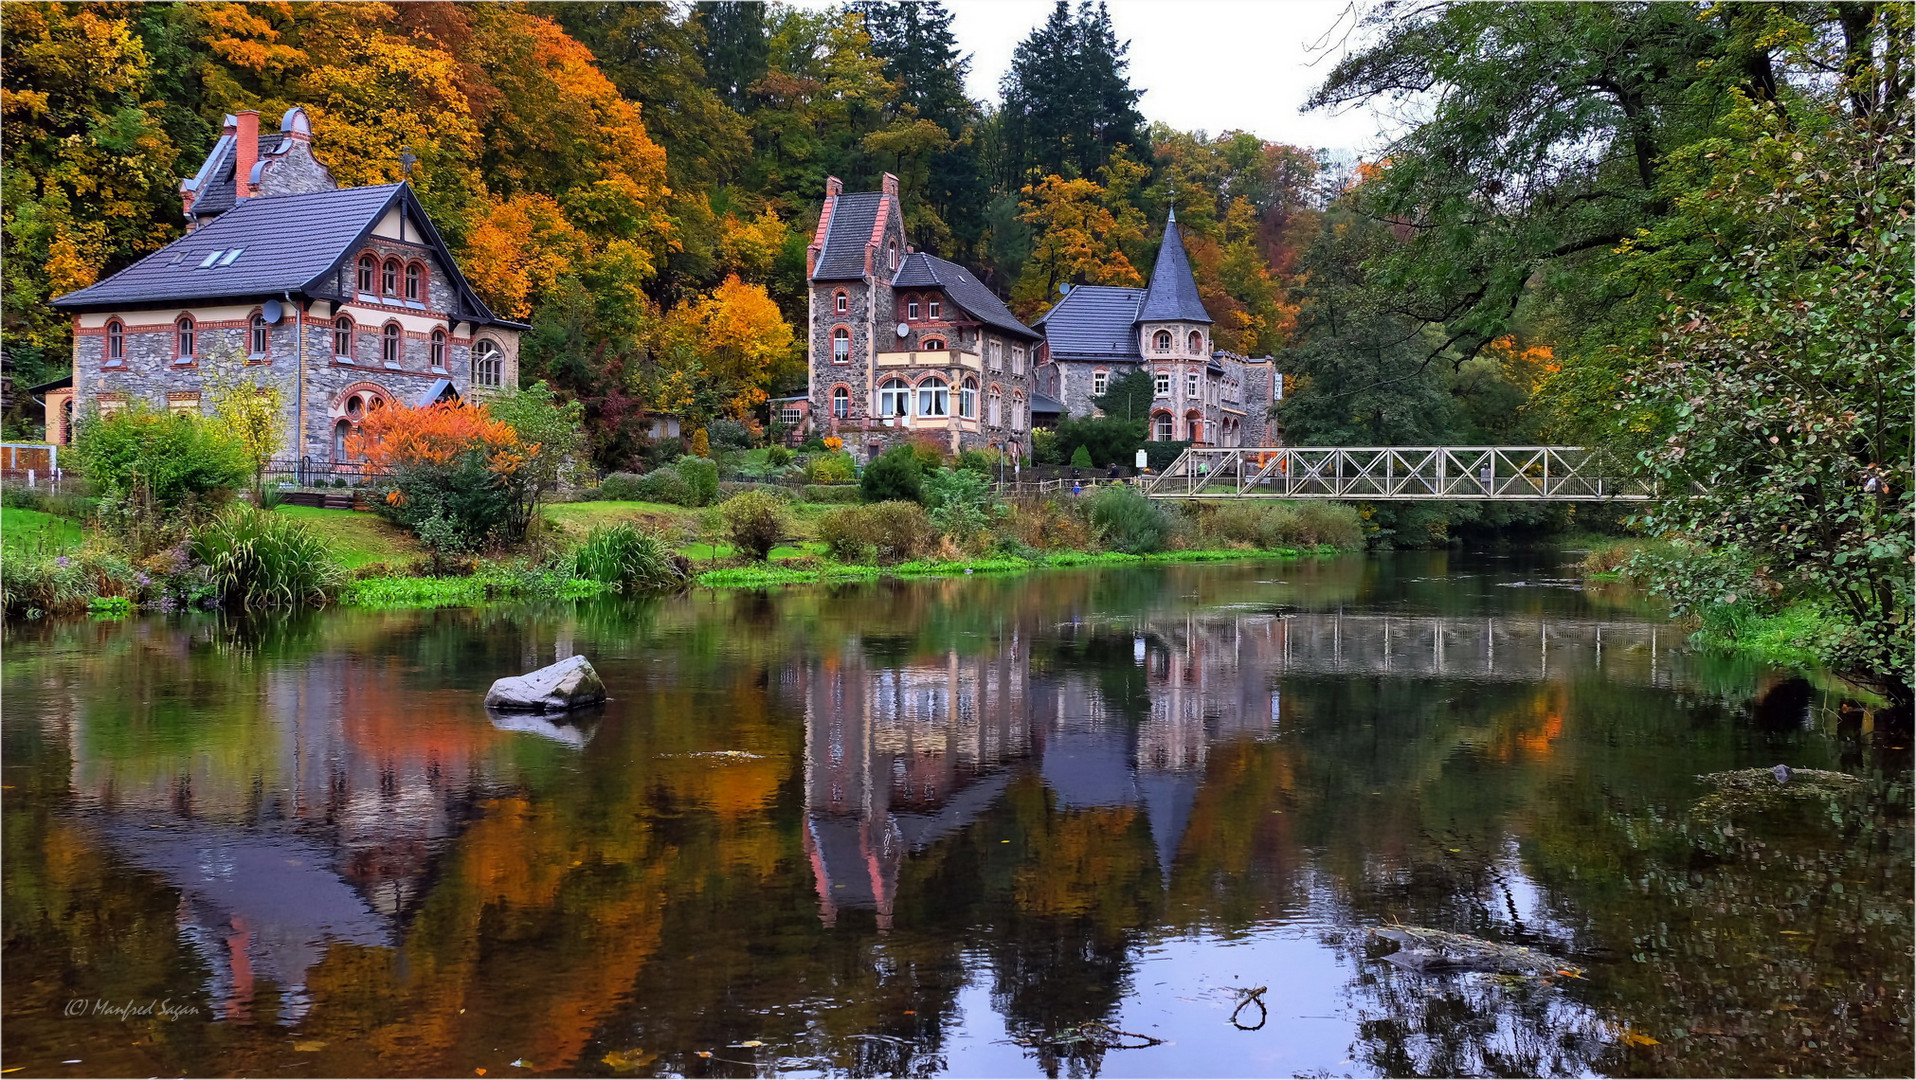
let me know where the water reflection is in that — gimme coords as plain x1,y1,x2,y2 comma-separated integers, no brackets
2,552,1907,1078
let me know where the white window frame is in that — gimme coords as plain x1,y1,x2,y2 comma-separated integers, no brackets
832,328,850,363
960,378,977,418
1154,372,1170,397
928,298,940,319
1092,370,1108,396
878,378,911,418
907,299,920,320
832,387,850,418
916,379,950,418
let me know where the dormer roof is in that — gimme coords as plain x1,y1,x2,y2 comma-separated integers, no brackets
893,253,1039,341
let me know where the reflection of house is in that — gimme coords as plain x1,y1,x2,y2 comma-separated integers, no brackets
49,107,525,458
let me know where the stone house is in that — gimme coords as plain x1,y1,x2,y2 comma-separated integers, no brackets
49,107,525,463
806,174,1044,462
1031,209,1278,447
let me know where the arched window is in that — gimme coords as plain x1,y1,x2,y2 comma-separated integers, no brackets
1188,330,1203,353
1153,413,1173,441
334,418,352,462
906,298,920,320
834,290,848,314
405,263,423,302
888,241,897,270
430,329,447,370
175,316,196,361
832,327,850,363
472,339,502,387
878,378,911,418
357,254,376,293
347,393,367,420
381,259,400,296
920,337,946,351
916,376,949,418
106,320,124,363
960,377,977,419
832,386,850,419
333,316,354,359
381,323,401,366
988,386,1003,427
250,313,270,357
1154,329,1172,352
1011,391,1027,430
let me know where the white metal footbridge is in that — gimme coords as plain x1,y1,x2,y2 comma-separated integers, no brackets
1145,446,1652,501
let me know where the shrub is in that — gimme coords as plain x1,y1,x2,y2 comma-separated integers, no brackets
572,523,689,590
70,403,250,520
674,455,720,506
996,497,1096,551
352,401,532,546
190,506,344,608
816,501,934,563
922,467,997,544
688,428,710,456
861,445,922,503
1185,502,1364,549
955,448,999,474
1069,444,1094,469
805,452,856,484
707,418,754,451
1,546,140,617
647,436,686,467
766,445,793,468
1087,484,1171,553
720,490,791,560
801,484,862,504
799,437,828,452
600,472,647,501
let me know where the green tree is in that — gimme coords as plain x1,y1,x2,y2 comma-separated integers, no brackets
998,0,1143,186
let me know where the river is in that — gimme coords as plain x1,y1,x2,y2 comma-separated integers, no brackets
2,550,1908,1078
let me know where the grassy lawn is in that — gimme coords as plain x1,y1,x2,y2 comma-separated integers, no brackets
681,540,829,562
1,507,84,554
273,505,423,568
544,500,698,535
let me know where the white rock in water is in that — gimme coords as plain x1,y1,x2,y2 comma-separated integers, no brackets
484,655,607,713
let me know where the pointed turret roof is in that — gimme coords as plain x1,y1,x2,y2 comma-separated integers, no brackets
1135,208,1212,325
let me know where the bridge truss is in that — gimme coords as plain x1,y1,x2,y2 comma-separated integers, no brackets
1145,446,1652,501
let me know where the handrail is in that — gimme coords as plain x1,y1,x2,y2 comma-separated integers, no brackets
1143,446,1653,501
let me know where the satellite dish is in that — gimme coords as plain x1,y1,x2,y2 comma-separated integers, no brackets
261,299,283,323
896,322,910,338
1059,283,1072,296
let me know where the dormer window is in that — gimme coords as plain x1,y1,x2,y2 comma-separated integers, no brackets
1154,329,1172,352
106,320,124,364
358,254,376,292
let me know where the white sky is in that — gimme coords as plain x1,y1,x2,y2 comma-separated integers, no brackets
941,0,1389,158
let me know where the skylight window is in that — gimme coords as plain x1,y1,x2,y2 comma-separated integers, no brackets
198,251,223,268
218,248,243,266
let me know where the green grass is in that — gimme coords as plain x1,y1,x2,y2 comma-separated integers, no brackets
272,505,422,569
695,545,1342,589
342,569,609,609
1,507,85,554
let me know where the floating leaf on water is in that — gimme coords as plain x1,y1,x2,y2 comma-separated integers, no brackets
293,1040,327,1052
696,1050,713,1058
737,1040,764,1048
602,1049,656,1072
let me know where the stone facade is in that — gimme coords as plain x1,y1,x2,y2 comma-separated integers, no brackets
805,176,1041,462
58,104,523,463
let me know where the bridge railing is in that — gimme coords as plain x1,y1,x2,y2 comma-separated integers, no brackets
1144,446,1653,501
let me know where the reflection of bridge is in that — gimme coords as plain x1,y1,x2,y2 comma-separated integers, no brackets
1146,446,1652,500
1264,613,1672,685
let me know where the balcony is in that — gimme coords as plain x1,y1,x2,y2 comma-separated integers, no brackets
875,348,977,369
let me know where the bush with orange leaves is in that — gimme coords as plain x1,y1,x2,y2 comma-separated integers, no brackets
347,400,542,556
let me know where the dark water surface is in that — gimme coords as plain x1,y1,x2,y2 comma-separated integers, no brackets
3,551,1908,1078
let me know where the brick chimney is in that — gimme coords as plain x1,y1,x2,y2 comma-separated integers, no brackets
234,110,260,199
880,172,899,197
825,176,843,198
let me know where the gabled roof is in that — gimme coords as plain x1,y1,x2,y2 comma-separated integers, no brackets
892,252,1039,341
812,191,887,280
51,184,522,328
1136,212,1212,325
1032,284,1146,360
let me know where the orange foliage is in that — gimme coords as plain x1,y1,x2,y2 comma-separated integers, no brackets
346,400,522,471
1486,335,1560,394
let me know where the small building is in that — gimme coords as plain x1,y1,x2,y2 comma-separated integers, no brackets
49,107,526,462
806,174,1043,462
1032,209,1278,447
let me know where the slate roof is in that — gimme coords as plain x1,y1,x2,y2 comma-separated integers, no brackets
1136,213,1212,324
186,133,291,219
892,252,1039,341
51,184,521,327
1030,391,1065,415
1032,285,1146,360
812,192,885,280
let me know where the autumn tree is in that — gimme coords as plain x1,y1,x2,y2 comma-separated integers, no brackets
200,350,285,499
1011,170,1145,315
